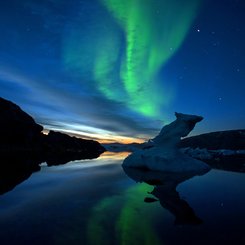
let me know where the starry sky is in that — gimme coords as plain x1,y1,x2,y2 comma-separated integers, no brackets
0,0,244,143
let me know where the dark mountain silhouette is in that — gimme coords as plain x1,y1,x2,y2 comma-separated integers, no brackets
0,97,43,148
0,97,105,195
179,130,245,150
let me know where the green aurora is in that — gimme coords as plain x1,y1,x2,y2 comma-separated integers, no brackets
64,0,201,118
100,0,201,117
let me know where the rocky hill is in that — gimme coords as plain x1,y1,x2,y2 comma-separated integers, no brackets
179,130,245,150
0,97,105,164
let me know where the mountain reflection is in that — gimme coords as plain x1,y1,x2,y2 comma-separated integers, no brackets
0,154,41,195
0,151,103,196
123,166,209,225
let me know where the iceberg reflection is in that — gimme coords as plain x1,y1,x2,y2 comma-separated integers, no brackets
123,166,209,225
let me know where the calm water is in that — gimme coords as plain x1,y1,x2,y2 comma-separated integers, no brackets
0,152,245,245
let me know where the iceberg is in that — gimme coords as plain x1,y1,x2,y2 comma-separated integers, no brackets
123,112,211,172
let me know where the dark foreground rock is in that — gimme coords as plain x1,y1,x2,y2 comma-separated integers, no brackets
0,97,105,194
0,97,43,149
179,130,245,150
0,97,105,158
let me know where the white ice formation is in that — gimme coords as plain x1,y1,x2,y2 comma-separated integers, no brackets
123,112,211,173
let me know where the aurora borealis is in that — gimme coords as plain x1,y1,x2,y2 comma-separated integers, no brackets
0,0,244,142
65,0,201,117
99,0,200,116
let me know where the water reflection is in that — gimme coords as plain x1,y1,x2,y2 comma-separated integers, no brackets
123,167,209,225
205,155,245,173
1,152,245,244
98,151,130,160
0,150,105,196
0,155,41,195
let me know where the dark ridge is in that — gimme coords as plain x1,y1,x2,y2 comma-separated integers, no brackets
0,97,105,195
179,130,245,150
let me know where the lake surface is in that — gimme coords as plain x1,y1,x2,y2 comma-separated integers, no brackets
0,152,245,245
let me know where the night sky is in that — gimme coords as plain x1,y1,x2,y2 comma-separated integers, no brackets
0,0,244,143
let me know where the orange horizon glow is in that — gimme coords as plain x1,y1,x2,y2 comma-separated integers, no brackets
97,137,145,144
